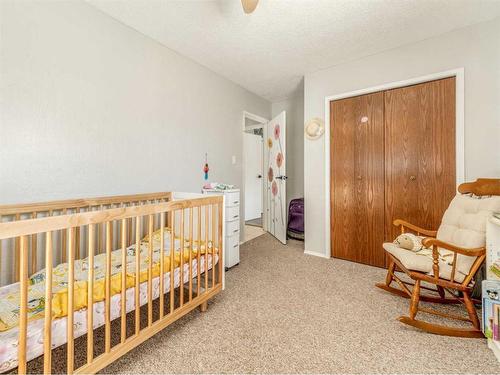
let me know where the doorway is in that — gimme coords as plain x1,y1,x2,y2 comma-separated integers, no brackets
242,112,267,242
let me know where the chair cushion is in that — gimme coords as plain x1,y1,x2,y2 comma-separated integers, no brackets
437,193,500,277
383,242,466,283
383,242,432,273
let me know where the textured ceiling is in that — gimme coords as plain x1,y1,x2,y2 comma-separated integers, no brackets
88,0,500,102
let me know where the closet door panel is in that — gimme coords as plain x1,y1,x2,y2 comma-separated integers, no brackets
384,86,420,241
418,78,456,228
331,92,385,266
330,97,357,262
384,78,456,242
354,93,385,267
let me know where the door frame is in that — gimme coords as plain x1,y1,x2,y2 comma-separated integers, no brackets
242,111,269,242
324,68,465,258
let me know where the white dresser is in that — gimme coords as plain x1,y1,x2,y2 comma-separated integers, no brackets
202,188,240,270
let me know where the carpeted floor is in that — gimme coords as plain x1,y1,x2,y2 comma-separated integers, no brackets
99,234,499,374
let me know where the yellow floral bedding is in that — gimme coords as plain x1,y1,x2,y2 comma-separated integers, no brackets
0,228,215,332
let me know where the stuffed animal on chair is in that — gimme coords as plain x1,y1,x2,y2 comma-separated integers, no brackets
393,233,424,252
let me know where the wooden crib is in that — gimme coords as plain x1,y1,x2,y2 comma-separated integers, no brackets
0,192,224,374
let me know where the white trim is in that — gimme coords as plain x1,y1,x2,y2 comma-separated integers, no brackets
242,111,269,242
245,123,265,131
324,68,465,259
243,111,268,125
304,250,331,259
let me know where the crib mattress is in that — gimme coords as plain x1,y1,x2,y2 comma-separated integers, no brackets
0,254,217,372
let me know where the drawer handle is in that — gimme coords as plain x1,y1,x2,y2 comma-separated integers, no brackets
233,201,239,204
233,215,239,219
233,244,238,248
233,229,239,233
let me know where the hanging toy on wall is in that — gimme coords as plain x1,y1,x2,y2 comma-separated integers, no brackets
203,153,209,181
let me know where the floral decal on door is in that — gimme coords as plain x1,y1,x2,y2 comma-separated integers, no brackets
267,123,284,233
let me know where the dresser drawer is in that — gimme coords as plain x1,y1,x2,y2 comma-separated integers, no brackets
225,232,240,268
225,219,240,236
225,191,240,207
225,205,240,221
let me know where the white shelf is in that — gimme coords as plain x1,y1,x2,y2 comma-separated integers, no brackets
486,215,500,362
488,339,500,362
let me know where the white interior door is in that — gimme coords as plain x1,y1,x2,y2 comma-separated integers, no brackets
265,111,287,244
244,132,263,221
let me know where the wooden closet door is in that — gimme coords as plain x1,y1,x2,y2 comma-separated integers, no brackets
384,77,456,242
330,92,385,267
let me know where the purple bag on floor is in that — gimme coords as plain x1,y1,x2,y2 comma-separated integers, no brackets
287,198,304,240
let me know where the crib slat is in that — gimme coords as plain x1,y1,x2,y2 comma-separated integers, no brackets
135,216,141,335
127,212,132,247
120,218,127,343
105,222,112,353
31,212,37,274
15,213,20,282
188,207,193,302
87,224,95,364
180,209,185,306
147,214,153,326
205,206,209,292
97,209,102,254
18,235,28,374
218,202,223,284
109,206,114,248
159,213,165,318
62,209,67,263
169,211,175,314
75,208,80,260
67,227,75,374
212,205,216,289
43,231,53,374
197,207,201,296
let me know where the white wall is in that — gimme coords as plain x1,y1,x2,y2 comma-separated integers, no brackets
304,18,500,256
0,0,271,229
272,81,305,211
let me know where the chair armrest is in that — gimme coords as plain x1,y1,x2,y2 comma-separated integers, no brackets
393,219,437,237
421,237,486,283
421,238,486,257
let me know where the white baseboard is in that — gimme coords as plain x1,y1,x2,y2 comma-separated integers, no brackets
304,250,330,259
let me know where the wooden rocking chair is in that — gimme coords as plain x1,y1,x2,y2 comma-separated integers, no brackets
376,178,500,337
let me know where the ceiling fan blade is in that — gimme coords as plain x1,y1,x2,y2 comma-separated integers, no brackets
241,0,259,14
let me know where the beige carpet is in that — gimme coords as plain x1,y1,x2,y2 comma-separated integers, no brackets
244,224,266,243
95,233,499,374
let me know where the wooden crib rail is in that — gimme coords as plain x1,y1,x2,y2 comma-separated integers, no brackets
0,191,173,216
0,192,173,282
0,195,224,375
0,196,219,240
